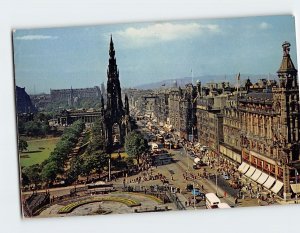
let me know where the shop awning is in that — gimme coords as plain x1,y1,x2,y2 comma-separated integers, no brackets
245,166,256,177
291,184,300,194
271,180,284,194
241,163,250,174
257,172,269,184
263,176,276,189
238,162,247,172
251,169,262,181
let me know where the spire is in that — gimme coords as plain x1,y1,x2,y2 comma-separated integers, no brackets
277,41,297,74
106,35,124,117
100,93,104,110
124,94,129,115
109,34,115,59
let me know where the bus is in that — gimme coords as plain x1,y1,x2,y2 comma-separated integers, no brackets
205,193,221,209
217,202,231,209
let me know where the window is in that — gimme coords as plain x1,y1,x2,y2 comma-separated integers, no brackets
278,167,283,178
264,162,270,172
270,164,275,174
257,159,263,168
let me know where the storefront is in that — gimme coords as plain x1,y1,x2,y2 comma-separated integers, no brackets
238,149,285,195
219,144,242,164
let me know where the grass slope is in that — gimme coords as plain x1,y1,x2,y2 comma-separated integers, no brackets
20,137,60,168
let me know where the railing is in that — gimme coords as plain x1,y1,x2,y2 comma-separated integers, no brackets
166,190,185,210
24,192,50,217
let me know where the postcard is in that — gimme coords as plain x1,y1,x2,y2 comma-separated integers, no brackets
13,15,300,218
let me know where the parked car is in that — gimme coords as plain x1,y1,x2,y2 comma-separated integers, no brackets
200,146,209,152
222,174,230,180
186,184,193,191
191,188,205,198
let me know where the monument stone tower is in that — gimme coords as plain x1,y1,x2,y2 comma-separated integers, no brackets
104,36,128,149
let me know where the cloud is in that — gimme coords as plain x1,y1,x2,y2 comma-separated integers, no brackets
259,22,271,30
15,35,58,40
116,22,220,47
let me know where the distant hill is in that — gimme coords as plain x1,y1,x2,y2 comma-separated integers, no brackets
134,74,278,90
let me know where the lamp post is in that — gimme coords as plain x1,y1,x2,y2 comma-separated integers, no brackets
295,168,298,204
216,168,218,196
192,178,196,209
215,115,220,197
108,158,111,182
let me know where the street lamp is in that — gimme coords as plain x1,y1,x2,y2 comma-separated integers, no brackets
192,177,196,209
108,158,111,182
295,167,298,203
216,168,218,196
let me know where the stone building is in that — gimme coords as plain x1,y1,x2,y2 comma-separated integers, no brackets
196,94,224,157
50,86,101,106
168,84,197,140
220,95,242,164
237,42,300,199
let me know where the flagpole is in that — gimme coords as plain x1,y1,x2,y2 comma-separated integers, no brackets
236,73,240,99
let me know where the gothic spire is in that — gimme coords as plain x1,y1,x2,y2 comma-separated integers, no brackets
125,94,129,115
277,41,297,74
106,35,124,117
109,34,115,59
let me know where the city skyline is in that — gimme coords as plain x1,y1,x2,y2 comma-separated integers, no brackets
13,15,297,94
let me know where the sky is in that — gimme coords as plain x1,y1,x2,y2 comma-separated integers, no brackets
13,15,298,94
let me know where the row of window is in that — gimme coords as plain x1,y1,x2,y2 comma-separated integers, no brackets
242,152,283,179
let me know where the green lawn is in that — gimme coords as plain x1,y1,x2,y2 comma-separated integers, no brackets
20,137,60,168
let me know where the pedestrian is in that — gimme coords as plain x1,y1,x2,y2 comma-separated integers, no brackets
235,197,238,205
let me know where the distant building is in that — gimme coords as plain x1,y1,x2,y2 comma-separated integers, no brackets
50,86,101,106
168,84,197,140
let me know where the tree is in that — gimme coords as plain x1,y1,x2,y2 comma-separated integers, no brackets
19,139,28,152
81,155,96,182
41,160,60,186
21,171,30,187
67,156,84,184
91,151,109,178
24,121,41,136
86,118,106,154
23,164,42,187
125,131,148,164
80,150,109,180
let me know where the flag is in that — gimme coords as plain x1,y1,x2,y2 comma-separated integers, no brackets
162,83,166,86
237,72,240,81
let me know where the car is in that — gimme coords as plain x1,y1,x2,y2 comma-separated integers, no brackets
191,188,205,198
222,174,230,180
200,146,209,152
186,184,193,191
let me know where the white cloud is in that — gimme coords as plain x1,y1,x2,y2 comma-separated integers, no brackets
259,22,271,30
116,22,220,47
15,35,58,40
